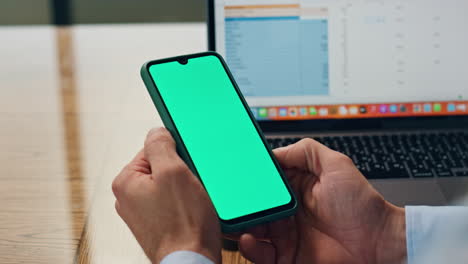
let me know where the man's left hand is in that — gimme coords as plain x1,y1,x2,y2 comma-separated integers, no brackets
112,127,222,263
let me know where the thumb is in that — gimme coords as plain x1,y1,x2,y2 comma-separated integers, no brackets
273,138,331,176
239,234,276,264
144,127,186,174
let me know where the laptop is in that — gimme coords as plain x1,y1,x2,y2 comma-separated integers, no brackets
207,0,468,206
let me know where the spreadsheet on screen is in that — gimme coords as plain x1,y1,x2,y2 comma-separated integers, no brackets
214,0,468,110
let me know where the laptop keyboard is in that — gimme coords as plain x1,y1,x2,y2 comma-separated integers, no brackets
267,131,468,179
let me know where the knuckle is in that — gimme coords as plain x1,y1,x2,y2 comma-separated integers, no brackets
112,177,122,197
114,200,127,220
173,162,191,175
124,163,142,174
112,165,132,197
333,152,354,165
299,138,316,146
298,138,319,152
145,127,174,148
121,164,133,173
147,126,166,137
114,201,121,215
144,128,175,153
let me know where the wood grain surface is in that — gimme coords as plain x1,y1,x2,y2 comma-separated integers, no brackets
0,26,81,264
0,24,251,264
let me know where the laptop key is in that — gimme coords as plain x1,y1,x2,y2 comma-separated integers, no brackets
455,171,468,177
364,170,390,179
436,170,454,177
268,132,468,180
413,171,434,178
410,163,434,177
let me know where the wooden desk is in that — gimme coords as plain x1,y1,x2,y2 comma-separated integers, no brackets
0,24,250,264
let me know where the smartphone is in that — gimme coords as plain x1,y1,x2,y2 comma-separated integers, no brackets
141,52,297,232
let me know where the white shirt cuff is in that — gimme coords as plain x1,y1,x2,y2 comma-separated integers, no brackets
406,206,468,264
160,250,215,264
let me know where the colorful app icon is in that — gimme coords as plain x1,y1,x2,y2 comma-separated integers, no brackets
349,106,359,115
309,107,317,115
359,106,367,114
268,108,277,118
299,107,307,116
369,105,377,114
413,104,422,113
319,108,328,116
379,105,388,114
457,104,467,112
259,108,268,118
447,103,456,112
390,105,398,113
423,103,432,112
433,103,442,112
400,105,407,113
279,108,288,117
289,107,298,117
339,106,348,115
329,106,338,115
251,108,258,118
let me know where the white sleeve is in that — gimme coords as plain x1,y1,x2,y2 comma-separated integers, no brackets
405,206,468,264
160,250,215,264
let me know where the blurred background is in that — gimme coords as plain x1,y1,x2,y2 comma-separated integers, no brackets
0,1,226,263
0,0,205,25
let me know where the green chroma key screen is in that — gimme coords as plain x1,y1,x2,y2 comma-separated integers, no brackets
148,55,291,221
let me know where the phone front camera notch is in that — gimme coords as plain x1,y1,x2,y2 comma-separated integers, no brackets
178,58,189,65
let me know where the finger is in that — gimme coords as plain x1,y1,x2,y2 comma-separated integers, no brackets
223,232,241,241
273,138,347,177
269,218,298,264
114,199,134,229
114,200,122,217
239,233,276,264
131,149,145,163
223,224,269,241
144,127,187,176
112,149,150,199
273,139,326,175
112,165,134,199
130,150,151,174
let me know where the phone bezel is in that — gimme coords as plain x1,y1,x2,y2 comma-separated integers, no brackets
141,51,297,230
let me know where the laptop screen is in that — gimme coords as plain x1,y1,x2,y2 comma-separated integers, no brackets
212,0,468,121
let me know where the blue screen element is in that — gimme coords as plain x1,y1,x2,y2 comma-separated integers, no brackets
225,17,329,97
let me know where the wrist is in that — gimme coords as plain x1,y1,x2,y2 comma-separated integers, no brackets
375,203,407,264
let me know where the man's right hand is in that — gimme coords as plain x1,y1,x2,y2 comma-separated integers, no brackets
238,139,407,264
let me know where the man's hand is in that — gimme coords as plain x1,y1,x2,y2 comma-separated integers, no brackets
112,127,222,263
238,138,407,264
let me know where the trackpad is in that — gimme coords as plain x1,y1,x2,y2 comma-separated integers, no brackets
370,179,447,207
